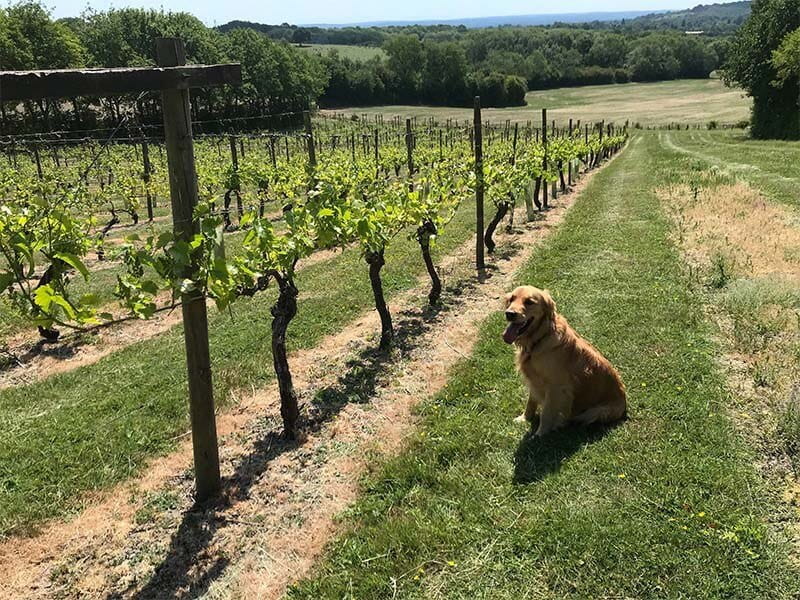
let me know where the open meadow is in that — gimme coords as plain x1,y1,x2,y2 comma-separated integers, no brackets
297,43,386,61
326,78,753,127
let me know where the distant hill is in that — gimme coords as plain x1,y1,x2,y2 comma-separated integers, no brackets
218,2,752,43
303,11,661,29
613,1,750,33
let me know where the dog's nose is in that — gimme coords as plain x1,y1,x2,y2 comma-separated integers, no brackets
505,311,517,322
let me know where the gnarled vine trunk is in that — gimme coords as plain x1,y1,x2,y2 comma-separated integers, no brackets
417,221,441,305
484,200,511,254
271,273,299,439
365,249,393,349
532,177,543,210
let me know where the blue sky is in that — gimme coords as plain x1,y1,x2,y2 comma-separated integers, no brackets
48,0,699,26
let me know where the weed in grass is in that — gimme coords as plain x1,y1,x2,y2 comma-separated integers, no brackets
752,359,778,388
134,490,181,525
777,387,800,470
709,251,734,289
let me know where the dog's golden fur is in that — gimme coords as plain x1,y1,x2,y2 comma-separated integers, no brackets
503,286,627,436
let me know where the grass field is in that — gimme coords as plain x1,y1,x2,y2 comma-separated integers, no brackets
297,43,385,61
326,78,752,127
288,131,800,598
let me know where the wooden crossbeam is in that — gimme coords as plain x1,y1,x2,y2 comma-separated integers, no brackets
0,63,241,102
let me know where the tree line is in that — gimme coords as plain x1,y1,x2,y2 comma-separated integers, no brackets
0,3,326,134
1,2,728,134
318,28,724,108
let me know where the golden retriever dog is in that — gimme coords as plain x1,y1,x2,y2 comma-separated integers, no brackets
503,286,626,436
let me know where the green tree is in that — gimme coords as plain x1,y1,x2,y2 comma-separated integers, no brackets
0,9,34,69
421,42,468,104
588,34,629,68
723,0,800,139
672,36,718,78
5,2,83,68
384,34,424,101
771,27,800,83
626,37,680,81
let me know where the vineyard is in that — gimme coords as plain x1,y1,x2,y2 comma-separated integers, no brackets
0,57,627,539
0,115,624,358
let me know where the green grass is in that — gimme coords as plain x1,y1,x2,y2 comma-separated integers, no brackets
0,197,479,536
288,133,799,599
660,129,800,209
297,43,386,61
326,79,751,128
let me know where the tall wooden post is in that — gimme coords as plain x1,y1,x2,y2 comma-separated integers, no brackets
142,140,154,222
374,128,379,176
303,110,316,170
269,135,277,168
474,97,485,272
33,144,43,179
512,122,519,164
405,118,414,176
567,118,573,186
542,108,548,209
156,37,221,502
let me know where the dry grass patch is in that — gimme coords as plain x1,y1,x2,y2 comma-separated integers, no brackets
660,179,800,563
661,181,800,282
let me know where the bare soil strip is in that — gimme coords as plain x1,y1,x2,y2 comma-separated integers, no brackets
0,163,609,599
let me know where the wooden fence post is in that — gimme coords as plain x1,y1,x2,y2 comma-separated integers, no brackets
542,108,548,209
374,128,379,176
33,144,42,179
567,118,573,186
303,111,316,170
142,139,154,222
405,118,414,177
474,96,485,272
156,37,221,503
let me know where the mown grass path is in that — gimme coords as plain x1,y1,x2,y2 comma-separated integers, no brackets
661,130,800,208
289,133,800,599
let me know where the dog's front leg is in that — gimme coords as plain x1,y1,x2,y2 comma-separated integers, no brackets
535,388,572,437
514,391,540,425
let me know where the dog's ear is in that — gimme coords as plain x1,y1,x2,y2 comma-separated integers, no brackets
541,289,557,318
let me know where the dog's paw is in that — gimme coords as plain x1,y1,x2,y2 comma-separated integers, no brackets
513,413,528,425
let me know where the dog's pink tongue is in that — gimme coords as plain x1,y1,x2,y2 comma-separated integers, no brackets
503,322,520,344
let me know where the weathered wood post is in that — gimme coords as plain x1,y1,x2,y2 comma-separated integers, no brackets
142,139,154,222
303,110,316,170
474,96,485,272
156,37,221,502
567,118,573,186
33,143,43,179
405,118,414,177
374,128,379,176
542,108,548,209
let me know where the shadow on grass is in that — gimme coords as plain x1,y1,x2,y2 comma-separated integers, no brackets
126,270,491,600
513,420,623,485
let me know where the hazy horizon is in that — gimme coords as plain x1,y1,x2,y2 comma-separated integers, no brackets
46,0,703,27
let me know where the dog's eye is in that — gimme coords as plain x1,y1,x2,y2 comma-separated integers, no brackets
524,298,535,306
